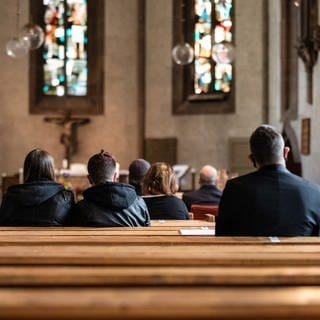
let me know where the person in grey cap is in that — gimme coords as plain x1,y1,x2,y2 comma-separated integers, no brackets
128,159,151,195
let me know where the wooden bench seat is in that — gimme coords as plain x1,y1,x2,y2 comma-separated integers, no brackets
0,221,319,319
1,265,320,286
1,235,320,244
0,233,320,244
0,286,320,319
0,243,319,266
0,219,215,229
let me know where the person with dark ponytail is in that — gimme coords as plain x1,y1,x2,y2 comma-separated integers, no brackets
0,149,74,226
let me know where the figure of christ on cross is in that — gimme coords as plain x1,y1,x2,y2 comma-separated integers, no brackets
44,112,90,167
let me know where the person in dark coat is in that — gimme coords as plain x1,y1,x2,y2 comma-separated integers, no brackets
128,158,151,196
182,165,222,211
0,149,74,226
142,162,189,220
67,150,150,227
216,124,320,236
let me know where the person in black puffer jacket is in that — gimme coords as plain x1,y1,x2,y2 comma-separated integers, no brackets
0,149,74,226
66,150,150,227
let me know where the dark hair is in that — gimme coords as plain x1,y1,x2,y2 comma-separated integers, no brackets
250,125,284,166
23,149,55,183
87,150,117,185
129,159,151,184
142,162,178,195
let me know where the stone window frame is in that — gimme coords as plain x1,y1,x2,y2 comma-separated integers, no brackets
172,0,235,115
29,0,104,115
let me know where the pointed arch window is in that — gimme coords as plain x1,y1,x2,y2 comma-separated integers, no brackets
172,0,235,114
29,0,104,114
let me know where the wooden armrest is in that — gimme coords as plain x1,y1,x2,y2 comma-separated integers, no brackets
188,212,194,220
204,214,215,222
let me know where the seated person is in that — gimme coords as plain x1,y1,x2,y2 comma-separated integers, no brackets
67,150,150,227
216,124,320,236
142,162,189,220
182,165,222,211
128,158,150,195
0,149,74,226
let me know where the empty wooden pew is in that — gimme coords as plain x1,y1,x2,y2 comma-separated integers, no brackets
1,265,320,286
0,221,320,319
0,286,319,319
0,243,319,266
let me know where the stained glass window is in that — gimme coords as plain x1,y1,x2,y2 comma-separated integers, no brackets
43,0,88,97
194,0,233,95
30,0,103,115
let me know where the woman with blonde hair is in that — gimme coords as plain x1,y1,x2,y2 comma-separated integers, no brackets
142,162,189,220
0,149,74,226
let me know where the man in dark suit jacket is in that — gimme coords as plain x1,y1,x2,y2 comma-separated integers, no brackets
216,125,320,236
182,165,222,211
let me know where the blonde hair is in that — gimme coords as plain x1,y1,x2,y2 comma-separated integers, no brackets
142,162,178,195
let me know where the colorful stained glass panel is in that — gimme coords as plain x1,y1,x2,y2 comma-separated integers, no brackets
194,0,233,95
43,0,88,96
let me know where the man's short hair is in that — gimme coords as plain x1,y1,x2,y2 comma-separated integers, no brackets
87,150,117,185
250,125,284,166
199,165,217,185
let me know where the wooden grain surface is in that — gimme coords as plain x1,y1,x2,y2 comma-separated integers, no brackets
0,234,319,245
0,286,319,319
0,221,320,319
0,244,319,266
0,265,320,286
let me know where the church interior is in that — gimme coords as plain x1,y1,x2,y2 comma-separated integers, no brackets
1,0,319,186
1,0,320,318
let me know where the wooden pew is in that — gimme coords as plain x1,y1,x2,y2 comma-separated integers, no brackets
0,221,320,319
1,235,320,244
0,222,320,267
0,223,319,286
0,243,319,266
0,286,319,319
1,265,320,286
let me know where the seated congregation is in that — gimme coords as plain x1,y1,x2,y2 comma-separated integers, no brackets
1,124,320,236
1,125,320,319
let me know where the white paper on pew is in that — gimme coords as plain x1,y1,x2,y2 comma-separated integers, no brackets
179,229,215,236
269,236,280,243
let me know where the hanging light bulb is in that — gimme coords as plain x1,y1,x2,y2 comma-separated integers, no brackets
293,0,301,7
172,2,194,66
20,23,45,50
172,43,194,65
212,41,235,64
6,0,29,58
6,37,29,58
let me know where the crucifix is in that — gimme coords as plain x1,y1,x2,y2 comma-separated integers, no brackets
44,112,90,168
